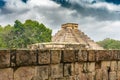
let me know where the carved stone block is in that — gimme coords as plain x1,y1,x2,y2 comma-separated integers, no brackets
0,68,13,80
38,50,50,64
79,73,88,80
14,66,35,80
102,69,108,80
75,62,83,75
87,62,95,72
95,69,102,80
110,61,117,71
109,72,117,80
35,66,49,80
16,50,37,66
118,61,120,71
51,50,61,64
88,50,95,61
63,50,76,62
50,64,63,78
117,71,120,80
96,50,112,61
0,50,10,68
78,50,88,62
101,61,110,69
87,72,95,80
64,63,74,77
117,50,120,60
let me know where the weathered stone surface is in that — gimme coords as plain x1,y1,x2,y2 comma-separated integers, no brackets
83,62,95,73
117,50,120,60
31,76,41,80
0,50,10,68
110,61,117,71
95,69,102,80
52,23,104,50
35,66,49,80
14,66,35,80
83,63,88,73
109,72,117,80
51,64,63,78
79,73,88,80
87,72,95,80
64,63,74,77
63,50,75,62
118,61,120,71
10,50,16,67
87,62,95,72
16,50,36,66
117,71,120,80
111,50,118,60
101,61,110,69
88,50,95,61
0,68,13,80
102,69,108,80
78,50,88,62
75,62,83,75
66,76,75,80
53,77,66,80
51,50,61,64
96,50,112,61
95,62,101,69
38,50,50,64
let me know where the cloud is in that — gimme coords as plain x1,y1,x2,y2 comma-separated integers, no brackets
53,0,120,21
21,0,28,3
0,0,6,8
0,0,120,41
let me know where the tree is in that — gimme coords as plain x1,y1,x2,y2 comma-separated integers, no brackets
0,19,52,49
97,38,120,49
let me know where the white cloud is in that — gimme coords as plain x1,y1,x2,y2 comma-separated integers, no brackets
90,2,120,11
0,0,120,41
70,0,120,12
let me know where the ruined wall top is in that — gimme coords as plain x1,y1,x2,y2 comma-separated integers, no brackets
61,23,78,29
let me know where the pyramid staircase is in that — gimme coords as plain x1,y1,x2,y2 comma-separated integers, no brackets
52,23,104,50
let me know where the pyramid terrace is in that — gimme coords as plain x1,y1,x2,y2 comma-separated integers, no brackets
28,23,104,50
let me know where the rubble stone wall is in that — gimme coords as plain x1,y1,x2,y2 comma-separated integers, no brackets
0,49,120,80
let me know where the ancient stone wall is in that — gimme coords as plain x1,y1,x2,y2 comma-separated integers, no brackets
0,49,120,80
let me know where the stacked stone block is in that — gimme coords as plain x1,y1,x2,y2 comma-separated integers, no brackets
0,49,120,80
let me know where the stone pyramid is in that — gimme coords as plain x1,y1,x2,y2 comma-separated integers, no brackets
52,23,104,50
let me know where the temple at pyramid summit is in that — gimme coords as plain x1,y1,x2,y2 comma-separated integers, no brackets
28,23,104,50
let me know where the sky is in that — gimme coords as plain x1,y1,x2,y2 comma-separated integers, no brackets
0,0,120,41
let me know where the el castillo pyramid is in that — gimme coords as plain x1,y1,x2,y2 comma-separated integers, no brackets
52,23,103,50
28,23,103,50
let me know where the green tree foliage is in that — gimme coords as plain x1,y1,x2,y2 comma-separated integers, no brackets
0,20,52,49
97,38,120,49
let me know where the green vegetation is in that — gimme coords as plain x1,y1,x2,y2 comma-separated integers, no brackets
0,20,52,49
97,38,120,49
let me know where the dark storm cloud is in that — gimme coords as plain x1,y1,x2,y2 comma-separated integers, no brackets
52,0,120,21
106,0,120,5
0,0,120,41
21,0,28,3
0,0,6,8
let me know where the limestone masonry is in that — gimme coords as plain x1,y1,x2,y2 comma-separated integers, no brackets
52,23,103,50
0,49,120,80
29,23,103,50
0,23,119,80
